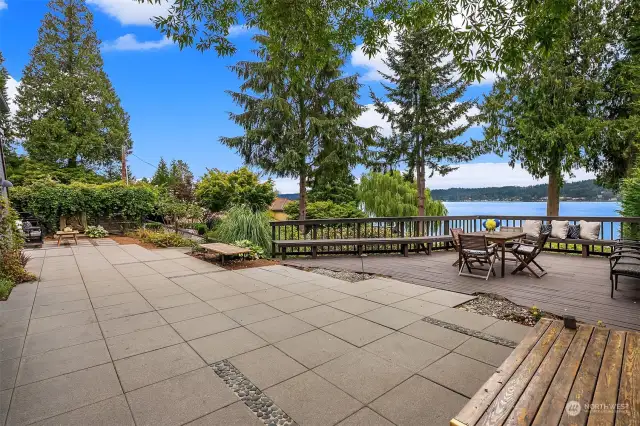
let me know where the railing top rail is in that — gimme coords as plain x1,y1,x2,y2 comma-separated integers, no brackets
271,215,640,226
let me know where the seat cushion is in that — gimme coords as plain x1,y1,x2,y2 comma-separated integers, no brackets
463,248,494,256
514,245,535,256
550,220,569,239
579,220,601,240
612,262,640,277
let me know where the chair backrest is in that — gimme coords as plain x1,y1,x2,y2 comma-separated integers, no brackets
459,234,489,252
450,228,464,248
534,232,551,253
501,226,523,233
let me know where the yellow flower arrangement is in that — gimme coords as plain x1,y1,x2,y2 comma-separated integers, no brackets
485,219,497,231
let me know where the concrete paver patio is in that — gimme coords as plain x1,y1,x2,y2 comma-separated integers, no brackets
0,243,526,425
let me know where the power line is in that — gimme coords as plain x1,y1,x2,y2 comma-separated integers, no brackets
130,152,157,168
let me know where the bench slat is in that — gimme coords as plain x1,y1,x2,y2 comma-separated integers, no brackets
616,331,640,426
588,330,626,425
274,235,452,247
200,243,251,256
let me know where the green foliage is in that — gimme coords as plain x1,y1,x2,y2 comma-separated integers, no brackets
9,181,157,232
155,190,203,226
358,171,447,217
232,240,265,259
283,201,365,220
220,32,374,220
193,223,207,235
151,158,171,187
371,24,480,215
0,51,14,150
530,306,542,322
144,221,163,230
0,197,24,252
431,180,616,202
620,164,640,239
130,229,196,248
214,205,272,255
196,168,276,213
308,168,358,204
15,0,132,168
0,277,13,301
168,160,195,202
5,155,113,186
85,225,108,238
481,0,612,215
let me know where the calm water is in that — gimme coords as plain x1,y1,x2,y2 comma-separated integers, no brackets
443,201,621,239
443,201,620,217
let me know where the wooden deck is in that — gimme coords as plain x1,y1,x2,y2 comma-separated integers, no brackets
451,319,639,425
283,251,640,331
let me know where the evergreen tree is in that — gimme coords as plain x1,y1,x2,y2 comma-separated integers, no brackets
15,0,132,168
151,157,170,187
168,159,194,202
482,0,611,215
371,25,478,217
0,51,12,153
221,32,373,221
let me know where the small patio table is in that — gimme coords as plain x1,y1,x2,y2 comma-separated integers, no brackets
460,230,526,277
55,230,80,246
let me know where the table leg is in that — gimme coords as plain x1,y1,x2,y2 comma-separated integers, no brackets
501,243,505,277
57,236,61,247
74,235,78,245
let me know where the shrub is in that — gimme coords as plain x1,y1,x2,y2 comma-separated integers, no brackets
195,167,276,212
85,225,109,238
194,224,207,235
0,277,14,300
9,181,157,232
130,229,196,248
621,166,640,239
1,250,36,284
214,205,272,255
283,200,366,220
145,221,163,230
233,239,266,259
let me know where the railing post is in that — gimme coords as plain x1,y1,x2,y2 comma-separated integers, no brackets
271,223,276,258
443,220,450,237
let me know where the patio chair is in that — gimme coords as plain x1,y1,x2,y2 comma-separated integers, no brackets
609,250,640,297
450,228,464,267
458,234,498,280
510,232,550,278
500,226,524,262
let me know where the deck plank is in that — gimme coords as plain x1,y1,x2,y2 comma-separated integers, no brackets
532,325,594,426
587,330,626,426
453,319,553,426
477,321,567,426
557,327,609,425
616,331,639,426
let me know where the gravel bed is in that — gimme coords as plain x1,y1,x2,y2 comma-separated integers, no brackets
422,317,518,348
307,267,376,282
212,360,296,426
457,293,561,327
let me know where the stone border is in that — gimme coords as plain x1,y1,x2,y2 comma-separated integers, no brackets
212,360,296,426
422,316,518,348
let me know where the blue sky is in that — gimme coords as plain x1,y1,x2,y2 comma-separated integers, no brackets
0,0,594,192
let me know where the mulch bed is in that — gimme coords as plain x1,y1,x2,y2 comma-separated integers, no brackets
108,235,158,250
458,293,562,326
189,252,280,270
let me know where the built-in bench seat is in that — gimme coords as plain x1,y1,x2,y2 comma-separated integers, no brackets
274,235,452,259
545,237,615,257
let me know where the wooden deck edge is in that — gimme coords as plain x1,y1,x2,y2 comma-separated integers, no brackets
452,319,553,426
450,419,468,426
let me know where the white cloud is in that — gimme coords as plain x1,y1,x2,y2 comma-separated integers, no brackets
228,24,251,38
102,34,173,51
0,0,7,11
87,0,170,26
356,102,481,137
271,177,300,194
6,75,19,116
419,163,595,189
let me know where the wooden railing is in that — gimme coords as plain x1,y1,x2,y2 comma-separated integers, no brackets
270,215,640,258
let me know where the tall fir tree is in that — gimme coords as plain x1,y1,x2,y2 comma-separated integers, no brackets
482,0,611,215
168,159,195,202
221,31,373,221
15,0,132,168
371,25,478,217
0,51,12,153
151,157,170,186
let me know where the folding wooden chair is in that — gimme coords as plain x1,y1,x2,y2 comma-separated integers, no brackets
458,234,498,280
450,228,464,267
501,226,523,262
510,232,550,278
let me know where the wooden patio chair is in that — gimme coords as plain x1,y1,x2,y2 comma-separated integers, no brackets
450,228,464,267
501,226,523,262
609,250,640,297
510,232,550,278
458,234,498,280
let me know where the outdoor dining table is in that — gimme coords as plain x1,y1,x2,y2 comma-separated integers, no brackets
460,230,527,278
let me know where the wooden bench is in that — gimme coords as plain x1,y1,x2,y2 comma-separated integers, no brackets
200,243,251,265
451,319,639,426
546,237,616,257
274,235,452,259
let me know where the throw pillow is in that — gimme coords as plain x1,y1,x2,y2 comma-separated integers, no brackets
567,224,581,239
522,220,541,239
550,220,569,239
579,221,601,240
541,223,552,234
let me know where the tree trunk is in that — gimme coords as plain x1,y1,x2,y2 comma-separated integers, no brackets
299,171,307,233
417,161,425,217
547,171,561,216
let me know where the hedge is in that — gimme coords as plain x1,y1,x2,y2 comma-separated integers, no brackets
9,181,158,232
